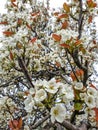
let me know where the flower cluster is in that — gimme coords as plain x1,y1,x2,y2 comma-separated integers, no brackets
24,78,74,122
0,0,98,129
0,96,16,128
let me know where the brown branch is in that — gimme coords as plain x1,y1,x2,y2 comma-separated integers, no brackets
29,113,90,130
59,119,90,130
0,76,23,88
66,50,79,82
18,57,34,88
78,0,83,39
70,14,78,21
31,115,50,129
59,120,79,130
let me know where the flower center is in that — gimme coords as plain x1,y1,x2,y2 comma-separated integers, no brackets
54,109,58,116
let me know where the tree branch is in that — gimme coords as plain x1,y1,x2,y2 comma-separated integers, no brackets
31,115,50,129
18,57,34,88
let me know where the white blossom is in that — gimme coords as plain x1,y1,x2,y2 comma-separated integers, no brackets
85,95,96,109
24,125,30,130
24,95,34,113
45,78,59,94
50,104,66,123
74,82,84,90
87,87,97,96
0,96,8,110
34,89,47,102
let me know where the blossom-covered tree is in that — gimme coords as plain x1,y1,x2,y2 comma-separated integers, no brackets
0,0,98,130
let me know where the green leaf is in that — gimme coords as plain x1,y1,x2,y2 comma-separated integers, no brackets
74,102,83,110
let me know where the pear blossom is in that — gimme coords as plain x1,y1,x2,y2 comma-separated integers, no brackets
24,95,34,113
80,93,87,100
34,89,47,102
50,104,66,123
45,78,59,94
85,107,95,117
85,95,96,109
63,93,74,104
0,0,98,129
0,96,8,110
87,87,97,96
74,82,84,90
56,29,78,43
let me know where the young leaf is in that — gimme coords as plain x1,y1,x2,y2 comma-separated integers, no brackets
58,13,69,19
16,43,22,49
60,43,70,49
88,16,93,23
61,21,68,29
0,21,8,24
52,34,61,42
9,120,18,130
9,117,22,130
53,12,60,16
17,19,22,25
93,107,98,124
70,72,77,81
3,31,14,36
74,39,82,46
17,117,22,129
10,51,14,60
11,0,16,2
74,102,83,110
63,2,70,13
26,23,32,29
87,0,97,8
30,37,37,43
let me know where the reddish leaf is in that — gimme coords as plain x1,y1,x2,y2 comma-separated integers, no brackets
93,40,97,44
63,2,70,13
87,0,97,8
76,69,84,77
0,21,8,25
53,12,60,16
11,2,18,7
9,117,22,130
70,69,84,81
74,39,81,46
58,13,69,19
17,19,22,25
17,117,22,129
52,34,61,42
93,107,98,123
3,31,14,36
60,43,70,49
30,37,37,43
61,21,68,29
37,44,42,48
11,0,16,2
55,61,61,67
16,43,22,49
56,78,61,83
79,46,86,54
10,51,14,60
26,24,31,29
70,72,77,81
89,45,97,52
31,12,40,17
88,16,93,23
9,120,18,130
24,91,30,96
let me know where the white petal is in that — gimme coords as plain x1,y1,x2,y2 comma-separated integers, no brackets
51,115,55,123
